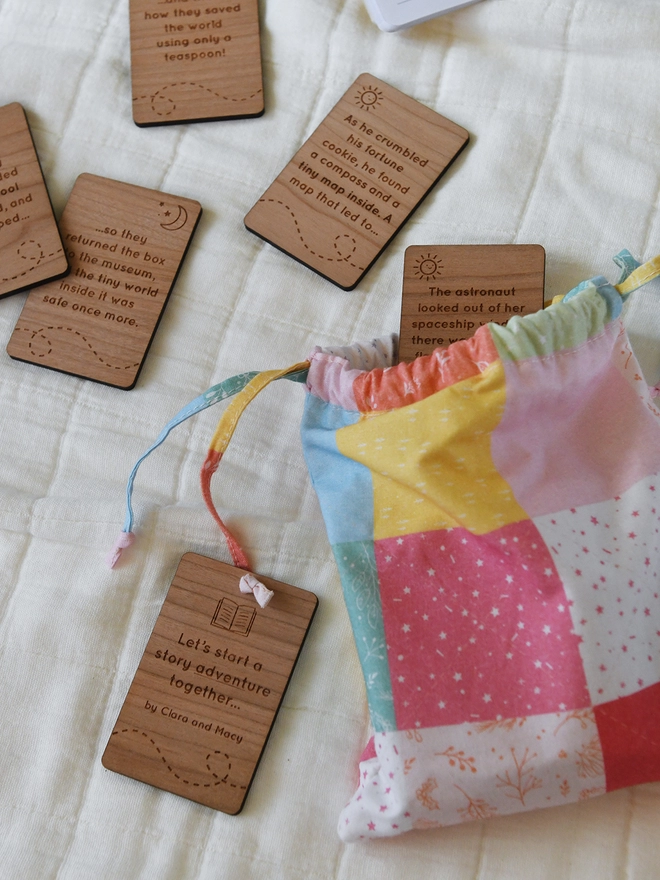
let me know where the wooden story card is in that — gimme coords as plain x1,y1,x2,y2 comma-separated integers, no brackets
0,103,68,299
398,244,546,362
7,174,201,389
244,74,469,290
130,0,264,126
102,553,318,814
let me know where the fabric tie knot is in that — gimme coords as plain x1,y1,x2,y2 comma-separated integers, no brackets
239,573,274,608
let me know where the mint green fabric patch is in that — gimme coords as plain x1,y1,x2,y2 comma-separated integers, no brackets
333,540,396,732
489,285,610,362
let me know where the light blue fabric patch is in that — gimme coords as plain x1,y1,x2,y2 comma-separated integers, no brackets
562,250,641,321
613,248,641,284
300,394,374,545
563,276,623,319
301,393,396,730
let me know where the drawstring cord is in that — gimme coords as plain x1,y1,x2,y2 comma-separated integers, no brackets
198,364,311,572
107,361,310,605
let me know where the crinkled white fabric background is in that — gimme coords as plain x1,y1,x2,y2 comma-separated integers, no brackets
1,1,660,878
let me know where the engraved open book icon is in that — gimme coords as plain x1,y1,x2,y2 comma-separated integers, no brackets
107,250,660,839
212,597,256,636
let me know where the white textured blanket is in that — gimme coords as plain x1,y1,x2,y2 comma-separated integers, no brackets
1,0,660,878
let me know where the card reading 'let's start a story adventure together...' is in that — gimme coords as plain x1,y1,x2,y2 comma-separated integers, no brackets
102,554,318,815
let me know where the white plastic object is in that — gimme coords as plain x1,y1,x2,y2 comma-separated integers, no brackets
363,0,484,32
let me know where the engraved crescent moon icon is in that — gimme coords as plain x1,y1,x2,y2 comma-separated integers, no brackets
159,201,188,231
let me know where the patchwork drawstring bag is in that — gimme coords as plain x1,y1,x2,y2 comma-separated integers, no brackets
110,251,660,840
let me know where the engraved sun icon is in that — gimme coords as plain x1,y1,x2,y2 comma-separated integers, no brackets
414,253,443,281
355,84,383,112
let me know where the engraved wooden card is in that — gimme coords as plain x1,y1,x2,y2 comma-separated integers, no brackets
102,554,318,814
244,74,469,290
398,244,546,362
130,0,264,126
0,103,68,299
7,174,201,389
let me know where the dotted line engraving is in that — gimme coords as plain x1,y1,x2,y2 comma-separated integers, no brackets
1,240,65,284
16,326,140,372
259,198,365,270
111,727,247,790
134,82,263,118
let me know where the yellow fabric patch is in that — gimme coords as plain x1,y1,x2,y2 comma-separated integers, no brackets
335,361,527,540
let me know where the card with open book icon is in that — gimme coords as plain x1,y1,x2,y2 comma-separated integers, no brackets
102,554,317,814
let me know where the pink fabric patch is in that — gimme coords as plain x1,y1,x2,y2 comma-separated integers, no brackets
376,522,590,730
491,321,660,517
360,736,377,763
306,351,360,410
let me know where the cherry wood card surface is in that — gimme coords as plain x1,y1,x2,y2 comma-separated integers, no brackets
398,244,546,362
102,554,318,814
0,103,68,299
130,0,264,126
244,74,469,290
7,174,201,389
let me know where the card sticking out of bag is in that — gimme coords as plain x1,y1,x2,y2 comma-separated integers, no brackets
398,244,546,361
7,174,201,389
0,103,68,299
102,554,317,815
129,0,264,126
244,74,469,290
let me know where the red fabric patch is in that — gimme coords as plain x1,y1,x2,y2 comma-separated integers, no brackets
594,682,660,791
